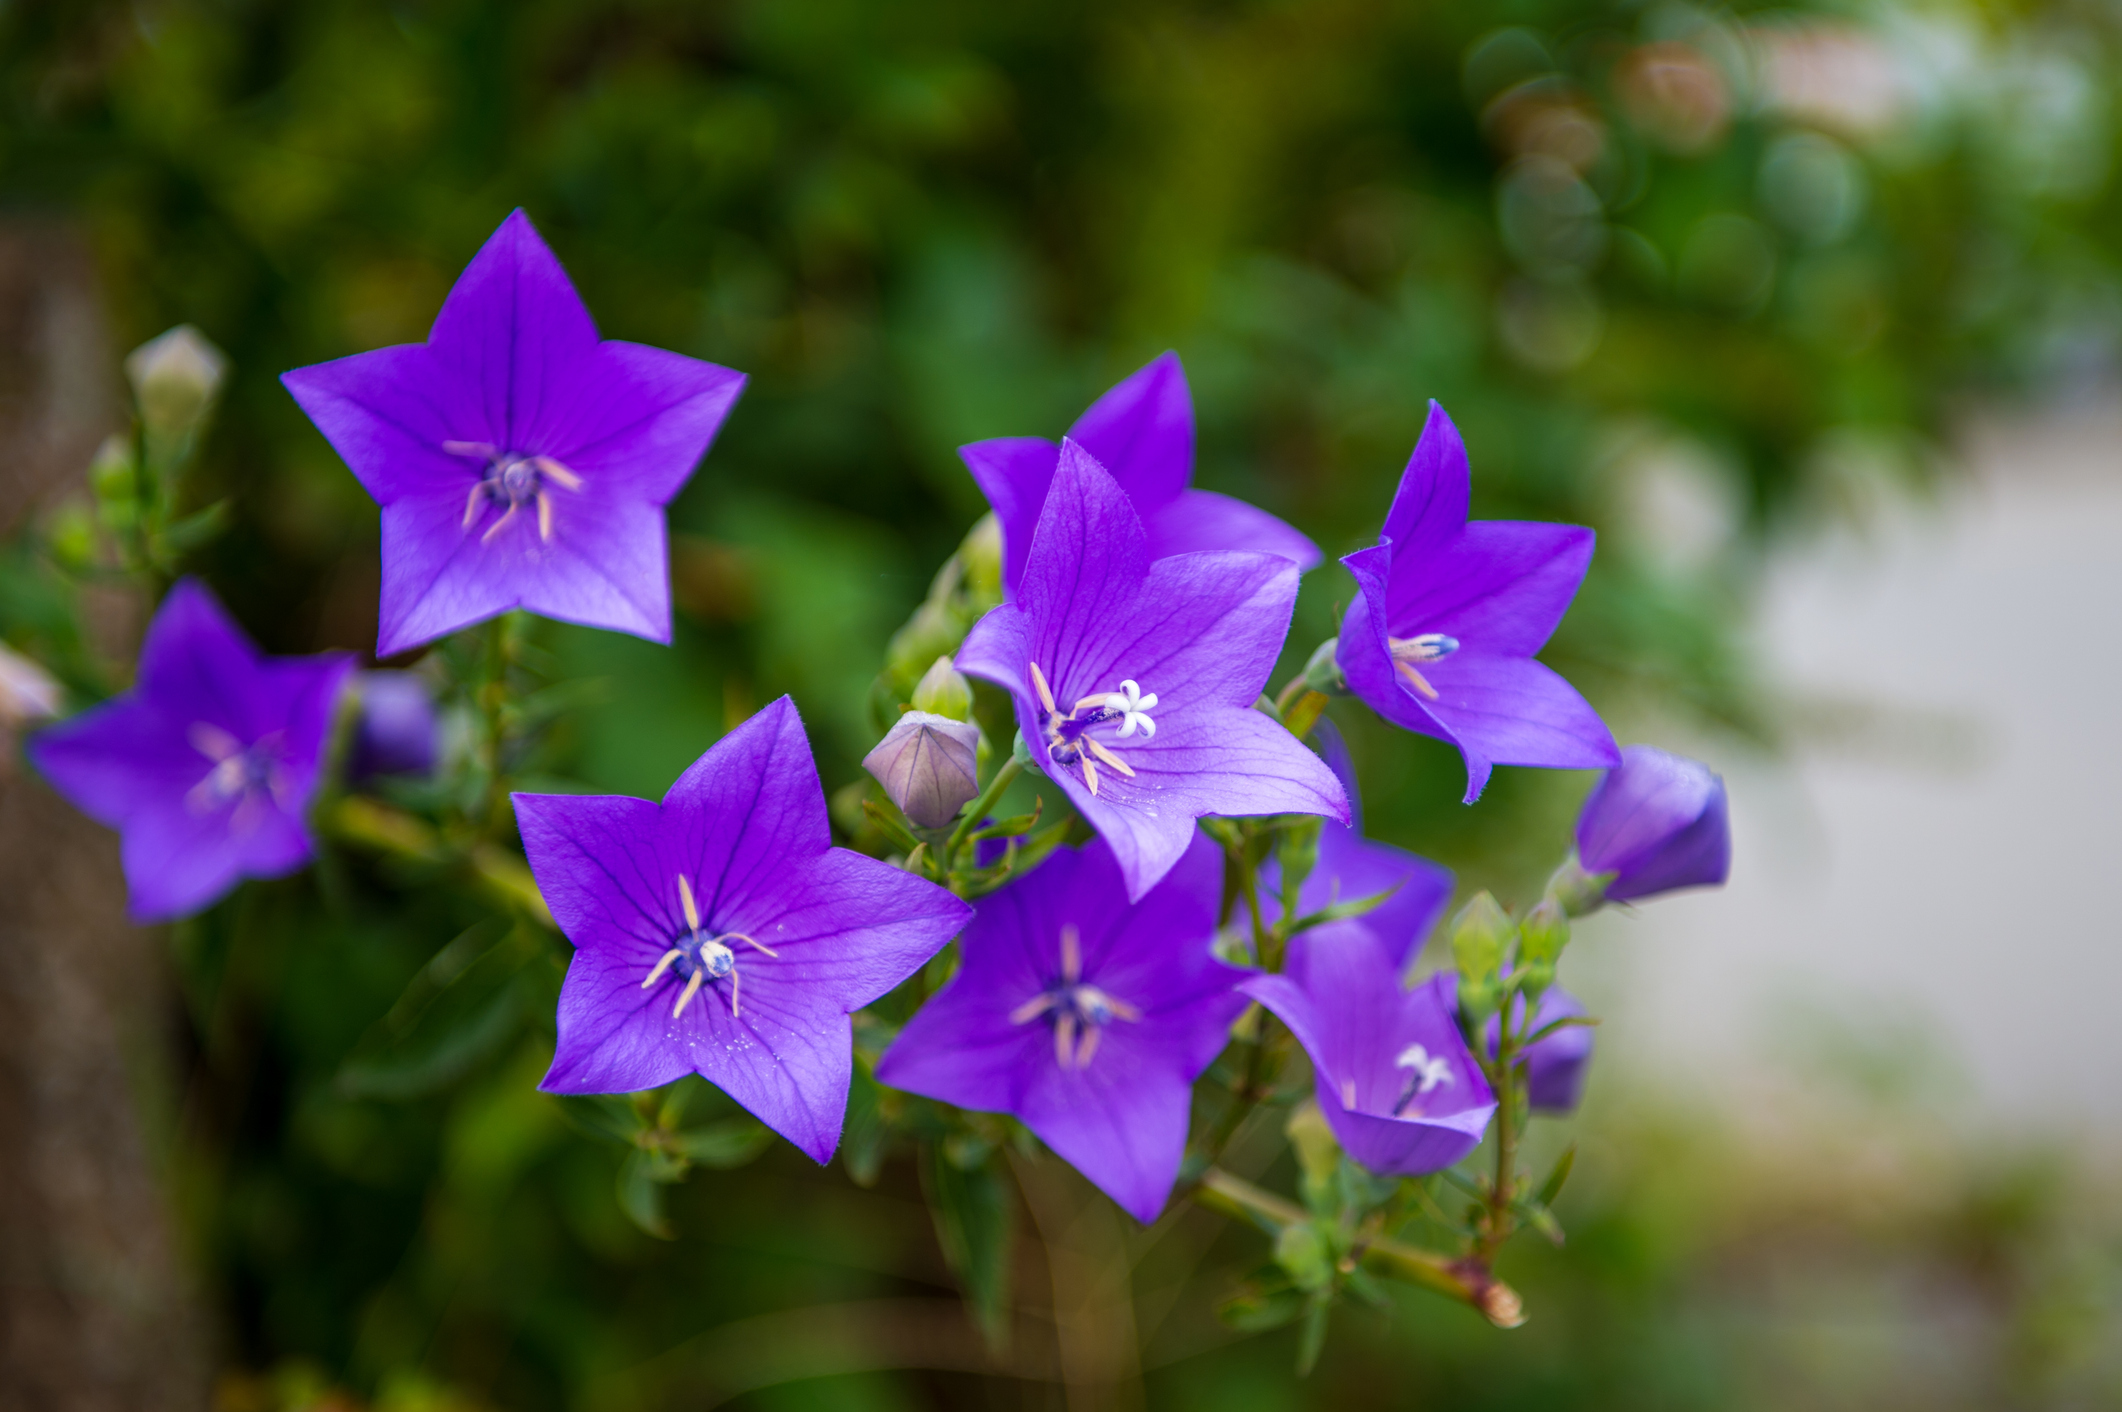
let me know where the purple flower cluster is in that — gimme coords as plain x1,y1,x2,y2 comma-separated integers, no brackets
19,204,1748,1219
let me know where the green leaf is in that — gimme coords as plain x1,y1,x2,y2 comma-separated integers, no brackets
1536,1142,1577,1209
1217,1276,1305,1333
670,1118,772,1169
1284,885,1397,937
617,1149,674,1239
920,1143,1016,1351
840,1062,891,1188
152,497,232,559
335,925,530,1100
1293,1292,1332,1375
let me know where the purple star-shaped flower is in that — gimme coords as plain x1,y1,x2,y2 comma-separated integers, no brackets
961,352,1319,601
1339,402,1618,803
28,579,353,922
956,440,1346,901
283,210,746,655
513,696,970,1163
1576,745,1731,902
876,831,1246,1223
1263,720,1454,969
1244,937,1495,1176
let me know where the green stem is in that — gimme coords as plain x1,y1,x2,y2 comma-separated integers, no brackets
943,757,1023,879
1193,1168,1524,1328
1480,998,1522,1262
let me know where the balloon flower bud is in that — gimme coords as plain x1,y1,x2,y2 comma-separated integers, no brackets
1575,745,1731,906
1450,892,1513,1021
910,655,973,721
125,325,228,444
1515,898,1569,996
349,671,439,781
863,711,981,829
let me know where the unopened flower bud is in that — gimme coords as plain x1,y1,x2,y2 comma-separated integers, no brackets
349,671,439,781
960,511,1003,603
0,642,62,728
1301,637,1348,695
1574,745,1731,906
910,655,973,721
863,711,981,828
1515,898,1569,996
125,325,227,443
1450,892,1512,987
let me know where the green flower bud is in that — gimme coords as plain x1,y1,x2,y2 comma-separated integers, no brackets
910,655,973,721
1301,637,1348,695
1516,898,1569,997
125,325,227,445
1452,892,1514,1024
1274,1222,1334,1293
1545,853,1614,917
960,511,1003,606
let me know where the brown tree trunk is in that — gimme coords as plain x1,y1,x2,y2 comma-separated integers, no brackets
0,220,210,1412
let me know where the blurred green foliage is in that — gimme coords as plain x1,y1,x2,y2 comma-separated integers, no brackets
5,0,2121,1407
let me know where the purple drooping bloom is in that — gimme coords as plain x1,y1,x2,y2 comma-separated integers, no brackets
28,579,353,922
514,696,969,1163
349,670,439,780
284,210,745,656
1244,936,1495,1176
877,831,1246,1223
1339,403,1618,803
957,440,1346,901
1576,745,1731,902
1263,720,1454,970
961,353,1319,601
1486,987,1594,1114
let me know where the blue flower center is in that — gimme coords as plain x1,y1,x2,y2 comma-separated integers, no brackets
640,873,779,1019
187,722,286,826
1007,924,1141,1070
442,440,585,544
1027,663,1157,798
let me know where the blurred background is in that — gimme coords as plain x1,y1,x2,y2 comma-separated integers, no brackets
2,0,2120,1408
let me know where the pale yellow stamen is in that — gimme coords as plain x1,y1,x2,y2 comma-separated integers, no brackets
1341,1077,1358,1109
480,502,518,544
1054,1011,1077,1069
1395,658,1439,699
537,490,554,542
1074,1024,1102,1069
1059,924,1081,983
1029,660,1057,714
641,948,682,989
1082,756,1099,796
532,455,584,491
679,875,703,934
673,969,705,1018
1085,738,1135,777
462,481,487,530
1010,993,1057,1024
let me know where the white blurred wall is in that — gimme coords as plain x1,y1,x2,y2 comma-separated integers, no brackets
1576,401,2122,1136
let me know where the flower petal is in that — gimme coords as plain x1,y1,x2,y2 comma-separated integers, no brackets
280,344,466,504
1066,350,1192,513
425,209,604,452
1381,402,1473,565
1147,487,1320,571
1384,520,1595,659
958,435,1057,602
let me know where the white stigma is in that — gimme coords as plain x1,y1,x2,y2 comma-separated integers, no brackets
1101,680,1158,738
1030,660,1156,798
1395,1043,1454,1096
